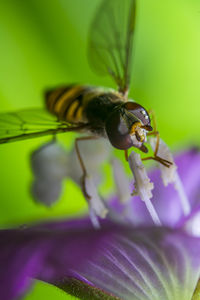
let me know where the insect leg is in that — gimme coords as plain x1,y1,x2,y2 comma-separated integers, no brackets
147,109,160,156
142,110,173,167
142,154,173,168
147,130,160,156
75,136,98,200
124,149,129,161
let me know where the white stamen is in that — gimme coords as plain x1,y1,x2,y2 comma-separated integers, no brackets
112,158,131,203
144,198,162,226
184,210,200,237
150,137,191,215
174,172,191,215
89,207,101,229
85,175,108,219
149,138,176,186
128,152,161,226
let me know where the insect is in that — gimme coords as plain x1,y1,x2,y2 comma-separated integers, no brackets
0,0,172,199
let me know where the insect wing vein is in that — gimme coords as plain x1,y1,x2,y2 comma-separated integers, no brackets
0,108,85,143
88,0,136,95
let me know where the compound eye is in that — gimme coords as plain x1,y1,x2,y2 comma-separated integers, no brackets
124,102,150,126
105,109,138,150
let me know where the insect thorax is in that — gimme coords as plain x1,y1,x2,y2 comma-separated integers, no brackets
84,91,123,135
45,84,124,134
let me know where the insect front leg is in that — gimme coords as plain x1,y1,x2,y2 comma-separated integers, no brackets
75,136,98,200
142,110,173,168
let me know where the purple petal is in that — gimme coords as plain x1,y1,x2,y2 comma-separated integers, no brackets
0,219,200,300
0,220,117,300
67,227,200,300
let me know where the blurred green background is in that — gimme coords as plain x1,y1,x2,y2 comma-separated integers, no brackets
0,0,200,299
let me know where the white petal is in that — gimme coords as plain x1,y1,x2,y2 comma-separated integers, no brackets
32,179,62,207
31,142,68,180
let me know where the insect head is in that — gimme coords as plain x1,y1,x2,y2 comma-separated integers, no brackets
105,102,153,150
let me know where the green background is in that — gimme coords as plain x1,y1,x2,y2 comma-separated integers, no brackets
0,0,200,299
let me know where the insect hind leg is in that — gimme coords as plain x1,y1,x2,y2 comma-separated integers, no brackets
75,135,98,200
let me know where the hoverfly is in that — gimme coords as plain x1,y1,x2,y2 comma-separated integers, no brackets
0,0,172,199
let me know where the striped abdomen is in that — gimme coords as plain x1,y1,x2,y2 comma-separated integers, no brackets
45,84,99,123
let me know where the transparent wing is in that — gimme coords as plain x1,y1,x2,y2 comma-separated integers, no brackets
88,0,136,95
0,108,87,144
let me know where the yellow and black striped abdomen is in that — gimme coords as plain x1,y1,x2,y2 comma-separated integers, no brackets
45,84,95,123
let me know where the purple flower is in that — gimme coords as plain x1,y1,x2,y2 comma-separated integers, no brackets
111,148,200,230
1,149,200,300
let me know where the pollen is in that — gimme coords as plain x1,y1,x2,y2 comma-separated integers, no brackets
130,121,141,135
128,152,161,226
